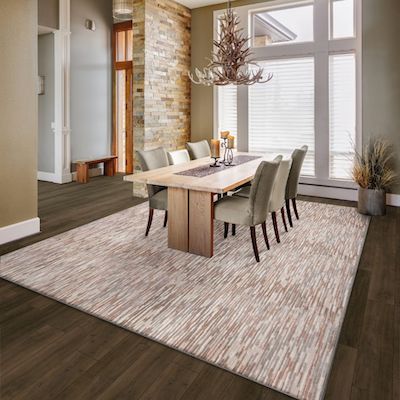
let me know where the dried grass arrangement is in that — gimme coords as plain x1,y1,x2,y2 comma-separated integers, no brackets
352,138,397,191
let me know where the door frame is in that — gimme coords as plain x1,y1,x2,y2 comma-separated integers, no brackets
112,21,133,174
37,0,72,184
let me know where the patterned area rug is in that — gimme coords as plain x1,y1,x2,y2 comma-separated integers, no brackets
0,201,369,400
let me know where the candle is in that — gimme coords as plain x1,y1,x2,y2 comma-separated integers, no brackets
227,135,235,149
211,139,220,158
220,130,230,139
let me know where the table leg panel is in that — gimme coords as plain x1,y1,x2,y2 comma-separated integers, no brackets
168,188,189,252
189,190,214,258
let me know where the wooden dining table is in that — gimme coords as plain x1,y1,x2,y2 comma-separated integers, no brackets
124,151,281,258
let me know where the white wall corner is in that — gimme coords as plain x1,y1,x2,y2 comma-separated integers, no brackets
0,218,40,245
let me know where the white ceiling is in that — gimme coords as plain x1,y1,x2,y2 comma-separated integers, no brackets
175,0,225,9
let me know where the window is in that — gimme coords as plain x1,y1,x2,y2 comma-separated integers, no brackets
252,3,313,47
218,85,237,137
116,27,133,62
329,53,356,179
215,0,360,188
249,58,315,175
113,22,133,174
330,0,354,39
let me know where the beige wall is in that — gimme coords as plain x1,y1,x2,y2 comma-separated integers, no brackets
191,0,400,194
191,0,263,143
38,0,59,29
0,0,38,227
362,0,400,194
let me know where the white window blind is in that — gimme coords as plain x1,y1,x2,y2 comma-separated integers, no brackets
329,53,356,179
217,85,237,137
249,57,315,176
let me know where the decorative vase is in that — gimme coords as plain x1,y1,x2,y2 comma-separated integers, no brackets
357,188,386,216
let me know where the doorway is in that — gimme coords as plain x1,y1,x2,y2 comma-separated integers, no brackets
113,21,133,174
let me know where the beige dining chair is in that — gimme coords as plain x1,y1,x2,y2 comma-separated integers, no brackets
285,145,308,227
214,160,280,262
186,140,210,160
136,147,169,236
232,155,289,243
167,149,190,165
268,159,292,243
233,155,283,199
232,155,283,236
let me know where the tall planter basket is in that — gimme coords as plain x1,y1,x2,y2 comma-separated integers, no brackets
357,188,386,216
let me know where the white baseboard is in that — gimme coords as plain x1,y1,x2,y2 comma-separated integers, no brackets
299,183,400,207
298,184,358,202
71,167,103,181
61,173,73,184
0,217,40,245
387,193,400,207
37,171,72,184
37,171,57,182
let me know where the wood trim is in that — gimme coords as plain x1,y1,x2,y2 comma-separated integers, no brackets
125,69,133,173
113,20,132,32
115,61,133,70
168,188,189,252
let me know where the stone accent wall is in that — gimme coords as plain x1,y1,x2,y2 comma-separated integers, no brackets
132,0,191,197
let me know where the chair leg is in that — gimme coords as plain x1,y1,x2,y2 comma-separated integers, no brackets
286,199,293,228
281,207,288,232
292,198,299,220
224,222,229,238
145,208,154,236
163,211,168,227
271,212,280,243
261,222,270,250
232,224,236,236
250,226,260,262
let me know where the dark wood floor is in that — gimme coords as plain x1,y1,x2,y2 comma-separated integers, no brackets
0,179,399,399
0,174,145,256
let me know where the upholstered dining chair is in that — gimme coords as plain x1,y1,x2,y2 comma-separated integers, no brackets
285,145,308,227
186,140,210,160
136,147,169,236
232,155,281,235
214,160,280,262
232,156,290,244
268,159,292,243
167,149,190,165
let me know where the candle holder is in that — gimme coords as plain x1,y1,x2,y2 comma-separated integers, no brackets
220,137,228,164
210,156,221,167
225,148,235,166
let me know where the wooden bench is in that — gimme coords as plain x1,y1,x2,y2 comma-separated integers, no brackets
75,156,117,183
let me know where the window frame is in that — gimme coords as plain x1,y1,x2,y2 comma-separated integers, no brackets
213,0,362,189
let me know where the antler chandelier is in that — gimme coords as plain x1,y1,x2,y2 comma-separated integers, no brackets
189,1,272,86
